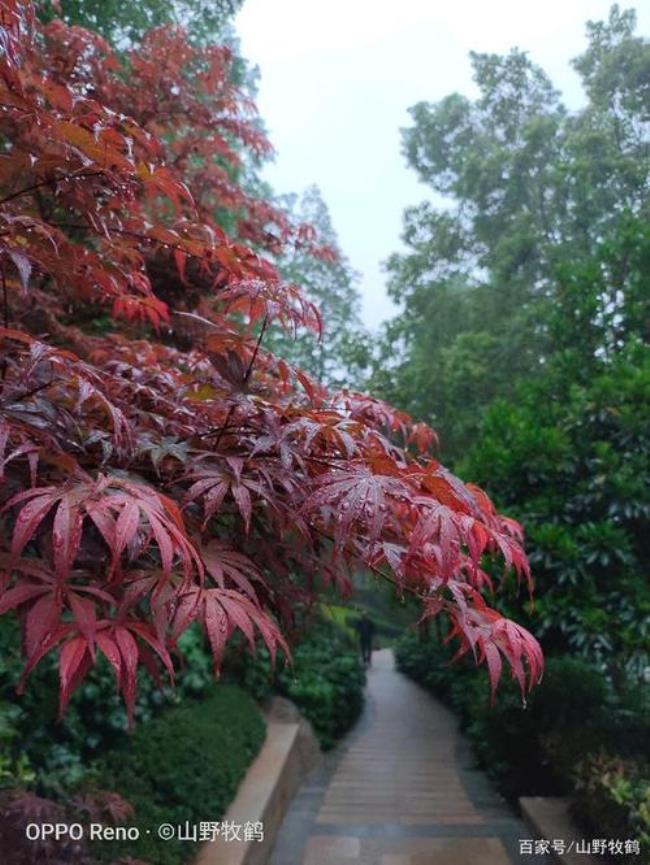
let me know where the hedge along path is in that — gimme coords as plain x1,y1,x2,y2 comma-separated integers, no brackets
269,649,553,865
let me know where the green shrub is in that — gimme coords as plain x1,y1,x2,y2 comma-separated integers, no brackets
92,684,265,865
461,342,650,670
276,619,365,750
593,679,650,761
397,624,650,858
572,754,650,864
221,640,277,702
0,617,219,797
222,614,366,751
395,629,476,703
394,631,640,798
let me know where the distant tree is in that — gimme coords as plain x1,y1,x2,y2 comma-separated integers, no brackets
264,186,370,387
374,4,650,460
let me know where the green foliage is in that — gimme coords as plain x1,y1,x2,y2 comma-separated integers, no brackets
220,614,366,751
221,640,277,703
396,630,649,815
461,341,650,669
548,214,650,364
320,604,358,642
321,603,404,648
273,619,365,750
573,754,650,863
0,616,217,798
265,186,369,387
394,628,471,701
92,685,265,865
374,6,650,462
37,0,243,47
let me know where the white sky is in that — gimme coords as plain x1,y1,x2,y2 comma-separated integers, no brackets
235,1,650,330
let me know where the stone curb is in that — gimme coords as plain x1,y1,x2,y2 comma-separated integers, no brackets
520,797,599,865
192,700,320,865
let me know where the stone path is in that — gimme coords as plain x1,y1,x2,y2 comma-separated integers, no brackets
269,649,551,865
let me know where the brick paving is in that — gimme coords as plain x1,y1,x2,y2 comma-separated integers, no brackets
269,648,551,865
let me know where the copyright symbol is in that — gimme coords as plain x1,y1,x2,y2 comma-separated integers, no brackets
157,824,175,841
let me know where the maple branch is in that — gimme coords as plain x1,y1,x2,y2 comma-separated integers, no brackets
1,261,7,380
244,314,268,382
304,455,353,471
212,405,236,450
201,316,269,444
310,523,423,602
11,379,55,402
249,453,346,473
52,222,211,264
0,170,106,207
1,261,8,329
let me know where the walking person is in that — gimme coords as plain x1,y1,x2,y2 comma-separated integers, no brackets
354,610,375,666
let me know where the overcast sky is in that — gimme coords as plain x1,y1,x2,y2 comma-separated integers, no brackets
235,1,650,330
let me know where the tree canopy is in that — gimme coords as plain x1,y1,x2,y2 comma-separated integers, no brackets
374,4,650,461
0,0,542,720
375,3,650,672
265,186,369,387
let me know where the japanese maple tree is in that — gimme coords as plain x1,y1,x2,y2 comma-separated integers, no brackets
0,0,543,722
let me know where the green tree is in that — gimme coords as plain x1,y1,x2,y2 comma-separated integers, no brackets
265,186,370,387
374,5,650,461
461,338,650,676
459,185,650,674
38,0,244,46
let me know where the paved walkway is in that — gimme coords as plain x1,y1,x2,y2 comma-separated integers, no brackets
269,649,550,865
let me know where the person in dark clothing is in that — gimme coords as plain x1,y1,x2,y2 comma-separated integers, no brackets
354,611,375,665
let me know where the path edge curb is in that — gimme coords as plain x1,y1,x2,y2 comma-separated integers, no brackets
192,700,320,865
520,797,600,865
